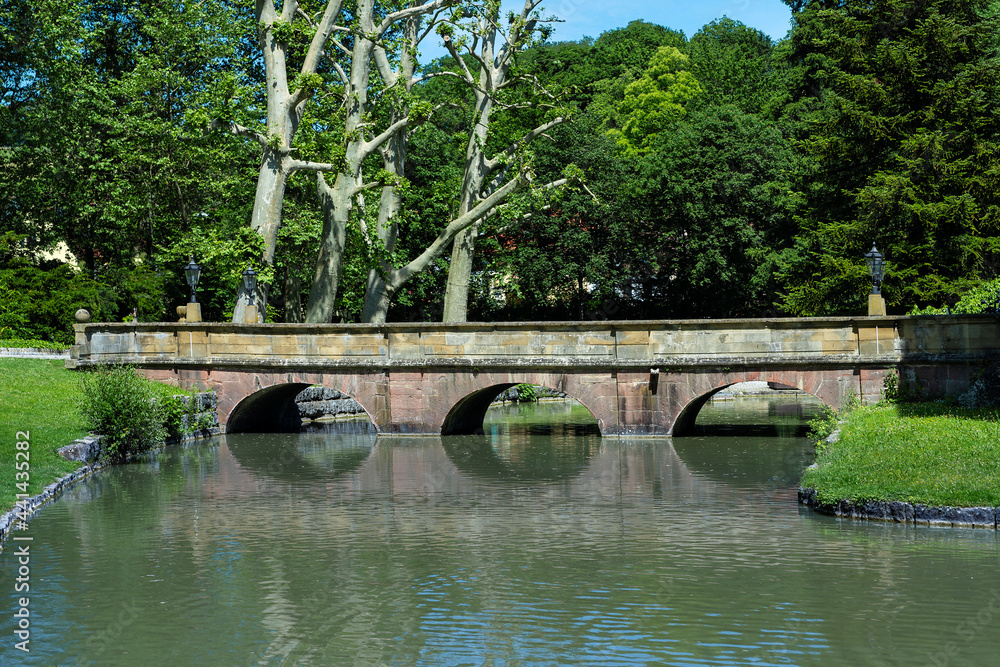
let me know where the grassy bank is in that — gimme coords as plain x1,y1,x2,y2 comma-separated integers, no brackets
802,402,1000,507
0,358,87,512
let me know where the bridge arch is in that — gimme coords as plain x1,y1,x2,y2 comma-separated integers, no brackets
436,375,609,436
668,372,842,437
207,371,385,434
227,382,312,433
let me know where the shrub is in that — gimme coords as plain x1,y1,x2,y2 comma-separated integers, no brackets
79,365,166,461
515,383,538,402
957,360,1000,409
0,338,71,350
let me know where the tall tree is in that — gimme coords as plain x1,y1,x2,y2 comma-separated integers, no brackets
204,0,454,322
775,0,1000,314
438,0,569,322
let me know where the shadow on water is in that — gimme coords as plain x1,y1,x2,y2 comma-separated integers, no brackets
224,419,376,482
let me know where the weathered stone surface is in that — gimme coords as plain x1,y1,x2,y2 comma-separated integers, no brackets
297,398,364,420
799,490,995,529
885,501,914,522
0,347,70,359
798,488,1000,528
945,506,995,527
858,500,888,519
57,435,102,463
914,504,952,525
295,386,345,402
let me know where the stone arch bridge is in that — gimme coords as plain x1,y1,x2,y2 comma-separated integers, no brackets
69,316,998,436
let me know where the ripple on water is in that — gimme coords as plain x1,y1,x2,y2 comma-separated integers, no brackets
3,399,1000,666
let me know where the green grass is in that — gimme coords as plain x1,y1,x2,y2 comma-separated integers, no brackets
1,358,87,513
802,402,1000,507
0,359,203,514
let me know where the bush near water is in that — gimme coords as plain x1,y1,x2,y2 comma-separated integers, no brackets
80,365,215,462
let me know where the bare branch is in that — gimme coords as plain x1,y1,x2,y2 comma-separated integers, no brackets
418,9,448,45
443,35,476,84
494,0,542,69
416,70,480,87
484,116,567,174
329,37,351,56
295,7,316,28
329,59,350,88
376,0,455,40
373,45,397,87
210,119,268,149
360,116,415,162
287,158,340,173
301,0,345,76
392,170,530,287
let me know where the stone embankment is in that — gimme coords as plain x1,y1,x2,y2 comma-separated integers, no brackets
798,488,999,528
0,392,219,545
295,386,365,420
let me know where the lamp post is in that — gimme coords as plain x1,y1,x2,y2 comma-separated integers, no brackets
184,256,203,322
865,244,886,316
242,264,259,323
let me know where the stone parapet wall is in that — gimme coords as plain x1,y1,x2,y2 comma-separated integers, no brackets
67,316,999,373
1,347,71,359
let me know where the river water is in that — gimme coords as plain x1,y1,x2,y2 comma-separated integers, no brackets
3,395,999,666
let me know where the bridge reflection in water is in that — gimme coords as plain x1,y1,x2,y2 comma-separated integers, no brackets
22,394,1000,665
215,392,817,500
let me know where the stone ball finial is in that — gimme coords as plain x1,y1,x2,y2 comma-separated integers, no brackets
75,308,91,323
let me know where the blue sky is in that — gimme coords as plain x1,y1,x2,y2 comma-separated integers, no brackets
419,0,794,61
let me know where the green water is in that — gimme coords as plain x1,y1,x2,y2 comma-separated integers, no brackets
3,396,999,666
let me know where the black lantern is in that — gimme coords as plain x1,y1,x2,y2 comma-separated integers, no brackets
184,255,201,303
242,264,258,307
865,244,885,295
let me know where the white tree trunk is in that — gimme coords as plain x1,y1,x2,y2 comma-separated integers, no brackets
305,173,351,322
441,222,478,322
361,273,392,323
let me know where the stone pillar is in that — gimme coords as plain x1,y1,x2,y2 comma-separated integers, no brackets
868,293,886,316
186,302,202,322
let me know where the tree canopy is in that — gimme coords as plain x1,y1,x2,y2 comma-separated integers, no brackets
3,0,999,339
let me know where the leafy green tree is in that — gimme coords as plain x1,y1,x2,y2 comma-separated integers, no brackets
612,46,702,155
688,18,778,115
471,116,625,321
630,105,796,317
1,0,259,325
775,0,1000,315
584,20,687,130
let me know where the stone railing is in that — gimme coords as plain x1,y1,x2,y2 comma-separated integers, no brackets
68,316,999,372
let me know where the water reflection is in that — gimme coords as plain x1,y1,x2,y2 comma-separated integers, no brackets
5,396,1000,666
672,394,824,488
689,392,825,438
225,428,376,482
